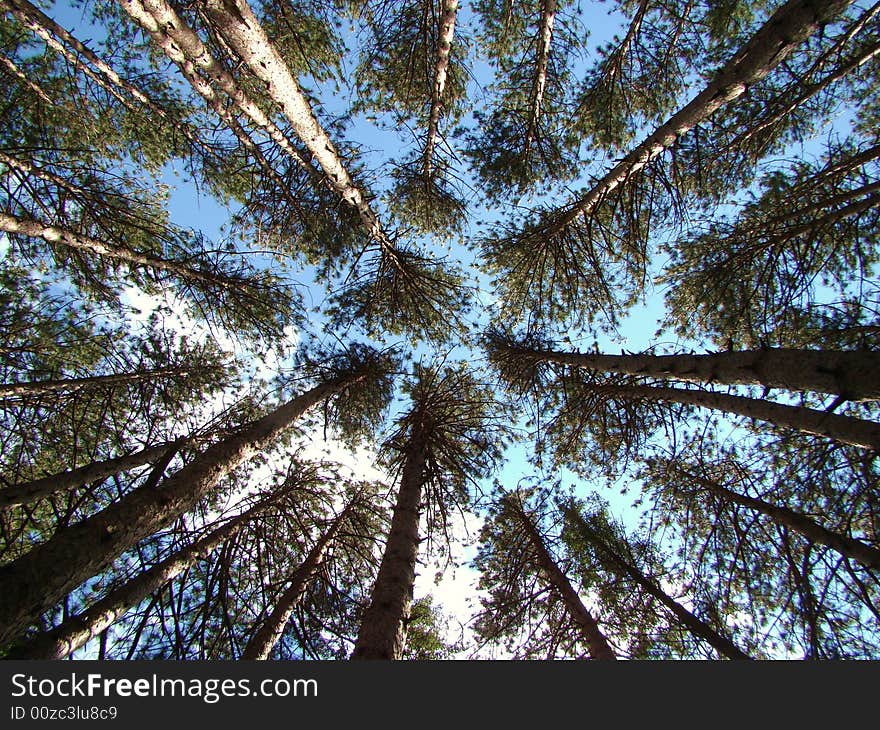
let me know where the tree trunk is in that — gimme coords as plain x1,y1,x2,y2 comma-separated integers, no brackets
554,0,853,228
506,344,880,400
4,497,272,659
422,0,459,178
0,375,364,647
591,382,880,451
564,504,751,660
731,3,880,151
119,0,317,179
350,421,430,660
0,366,205,402
523,0,556,158
0,437,200,509
4,0,217,161
0,213,249,292
673,464,880,571
199,0,395,253
241,502,354,660
0,48,51,103
514,503,616,659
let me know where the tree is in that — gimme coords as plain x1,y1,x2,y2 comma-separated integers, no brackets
1,0,879,661
487,329,880,400
466,0,585,198
241,495,359,660
483,0,855,325
662,140,880,349
351,362,505,658
473,487,616,659
638,439,879,657
561,499,753,659
0,344,397,647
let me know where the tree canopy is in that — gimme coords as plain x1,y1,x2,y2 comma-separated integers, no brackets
0,0,878,660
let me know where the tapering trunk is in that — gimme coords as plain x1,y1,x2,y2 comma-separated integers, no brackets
605,0,648,80
421,0,459,178
200,0,394,251
241,503,354,660
119,0,317,178
555,0,853,227
674,465,880,571
0,436,202,509
564,505,751,660
515,505,616,659
0,48,51,103
732,4,880,150
0,366,203,402
4,0,215,160
507,345,880,400
351,426,429,659
0,213,248,292
4,498,270,659
592,382,880,451
523,0,556,157
0,375,363,647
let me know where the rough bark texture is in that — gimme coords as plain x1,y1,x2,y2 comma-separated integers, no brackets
350,422,430,660
120,0,317,177
565,505,752,660
4,0,214,157
0,213,246,291
523,0,556,157
0,376,360,647
0,48,50,103
677,466,880,571
422,0,459,178
555,0,853,227
513,346,880,400
4,499,269,659
0,438,193,509
241,503,353,660
595,382,880,451
515,504,617,659
0,366,201,402
200,0,395,251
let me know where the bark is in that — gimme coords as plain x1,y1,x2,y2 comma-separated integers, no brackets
513,502,616,659
506,344,880,400
672,464,880,571
0,366,204,402
590,382,880,451
0,212,250,292
241,502,354,660
0,374,364,647
732,36,880,152
603,0,648,84
552,0,853,229
119,0,318,178
200,0,395,252
4,497,271,659
3,0,217,161
0,434,215,509
421,0,459,178
523,0,556,158
350,420,430,659
0,48,51,103
564,504,752,660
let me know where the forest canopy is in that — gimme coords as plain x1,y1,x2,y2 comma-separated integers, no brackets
0,0,878,660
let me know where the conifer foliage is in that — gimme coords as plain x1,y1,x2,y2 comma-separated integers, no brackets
0,0,878,659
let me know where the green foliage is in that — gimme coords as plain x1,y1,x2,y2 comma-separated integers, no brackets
353,0,468,123
403,595,464,658
466,0,585,199
1,0,879,661
661,140,880,348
